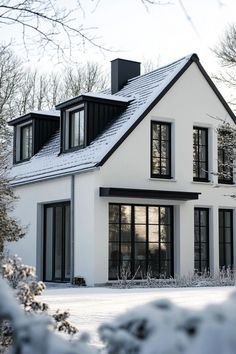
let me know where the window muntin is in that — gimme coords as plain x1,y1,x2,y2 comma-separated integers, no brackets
20,124,32,161
109,204,173,280
68,109,85,149
219,209,233,268
193,127,209,181
194,208,209,273
151,121,171,178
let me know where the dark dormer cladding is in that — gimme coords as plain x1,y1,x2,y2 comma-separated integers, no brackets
8,112,59,164
56,93,132,153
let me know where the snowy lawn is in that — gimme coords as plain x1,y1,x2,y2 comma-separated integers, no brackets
41,285,235,346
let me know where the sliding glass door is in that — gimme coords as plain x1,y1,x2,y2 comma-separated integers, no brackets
44,202,71,282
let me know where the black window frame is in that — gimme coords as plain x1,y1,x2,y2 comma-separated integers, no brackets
43,201,71,283
218,147,234,185
65,107,85,152
151,121,172,179
219,209,234,269
20,123,33,162
108,203,174,280
193,126,209,182
194,208,209,273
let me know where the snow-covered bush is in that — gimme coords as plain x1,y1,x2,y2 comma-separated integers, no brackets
113,268,235,289
0,255,78,353
0,276,95,354
100,292,236,354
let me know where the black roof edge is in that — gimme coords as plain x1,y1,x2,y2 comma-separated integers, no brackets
100,187,201,200
8,112,59,126
55,94,131,111
97,53,235,167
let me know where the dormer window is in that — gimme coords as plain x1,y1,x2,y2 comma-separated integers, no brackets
20,123,33,160
69,109,85,149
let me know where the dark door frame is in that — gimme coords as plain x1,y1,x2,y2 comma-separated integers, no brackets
43,201,71,282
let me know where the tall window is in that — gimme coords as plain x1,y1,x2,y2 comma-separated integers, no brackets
194,208,209,273
69,109,84,149
151,121,171,178
219,209,233,268
44,202,71,282
109,204,173,280
218,132,233,184
20,124,32,161
193,127,208,181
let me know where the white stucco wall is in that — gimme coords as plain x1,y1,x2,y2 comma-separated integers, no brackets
8,62,236,285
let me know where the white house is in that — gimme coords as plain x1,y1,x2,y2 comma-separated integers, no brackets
7,54,236,286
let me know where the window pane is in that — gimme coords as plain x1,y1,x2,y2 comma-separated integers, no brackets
160,207,170,224
121,224,131,242
152,140,160,157
121,243,131,260
225,212,232,227
135,225,146,242
109,224,119,242
135,206,146,224
149,207,159,224
152,123,160,139
135,243,146,260
109,204,119,223
160,243,171,260
79,110,84,146
121,205,131,223
225,244,232,266
21,124,32,160
109,243,119,262
160,225,171,242
149,225,159,242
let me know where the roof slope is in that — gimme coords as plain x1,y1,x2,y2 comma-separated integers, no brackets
9,54,235,186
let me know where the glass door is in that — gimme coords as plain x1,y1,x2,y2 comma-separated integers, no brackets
44,202,71,282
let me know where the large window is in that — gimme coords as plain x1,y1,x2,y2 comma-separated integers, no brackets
151,121,171,178
20,124,32,161
193,127,208,181
109,204,173,280
44,202,71,282
219,209,233,268
194,208,209,273
68,109,85,149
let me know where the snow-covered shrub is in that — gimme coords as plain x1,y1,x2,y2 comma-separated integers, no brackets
113,268,235,289
0,277,95,354
100,292,236,354
0,255,78,352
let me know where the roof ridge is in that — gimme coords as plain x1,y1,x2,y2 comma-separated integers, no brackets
126,53,196,84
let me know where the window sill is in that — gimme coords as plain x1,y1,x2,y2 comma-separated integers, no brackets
191,181,214,185
216,183,235,187
149,177,177,182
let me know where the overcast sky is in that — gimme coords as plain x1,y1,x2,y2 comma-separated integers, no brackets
2,0,236,77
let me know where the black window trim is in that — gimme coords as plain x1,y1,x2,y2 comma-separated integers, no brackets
18,122,33,163
62,105,85,153
151,120,172,179
194,207,210,273
108,202,174,280
43,201,71,283
193,126,209,182
219,208,234,268
218,147,234,185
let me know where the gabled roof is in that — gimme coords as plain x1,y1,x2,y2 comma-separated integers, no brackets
9,54,236,186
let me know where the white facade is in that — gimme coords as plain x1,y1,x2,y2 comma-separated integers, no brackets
7,59,236,286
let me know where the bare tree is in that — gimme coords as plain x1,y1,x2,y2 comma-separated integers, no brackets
213,24,236,108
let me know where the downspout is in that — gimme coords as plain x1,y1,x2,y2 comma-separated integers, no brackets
70,174,75,283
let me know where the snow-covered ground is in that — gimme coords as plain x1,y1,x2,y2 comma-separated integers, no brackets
41,285,235,346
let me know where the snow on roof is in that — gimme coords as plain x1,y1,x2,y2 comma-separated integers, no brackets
82,92,133,102
10,54,195,185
